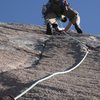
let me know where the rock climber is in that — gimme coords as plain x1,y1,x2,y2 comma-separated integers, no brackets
42,0,83,35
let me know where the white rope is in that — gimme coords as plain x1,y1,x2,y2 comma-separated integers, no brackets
14,22,89,100
14,45,88,100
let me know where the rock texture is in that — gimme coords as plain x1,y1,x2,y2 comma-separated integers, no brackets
0,23,100,100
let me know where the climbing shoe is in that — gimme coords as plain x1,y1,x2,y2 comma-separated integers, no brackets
74,23,83,34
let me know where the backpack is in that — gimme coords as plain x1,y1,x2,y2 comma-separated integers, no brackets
50,0,66,15
42,0,67,17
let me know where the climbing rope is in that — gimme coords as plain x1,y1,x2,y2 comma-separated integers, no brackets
14,31,89,100
14,50,88,100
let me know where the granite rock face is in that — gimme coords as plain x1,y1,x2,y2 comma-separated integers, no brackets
0,23,100,100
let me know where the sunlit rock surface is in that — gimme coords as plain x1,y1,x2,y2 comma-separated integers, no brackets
0,23,100,100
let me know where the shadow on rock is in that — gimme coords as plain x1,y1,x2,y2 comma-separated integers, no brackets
0,72,32,97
